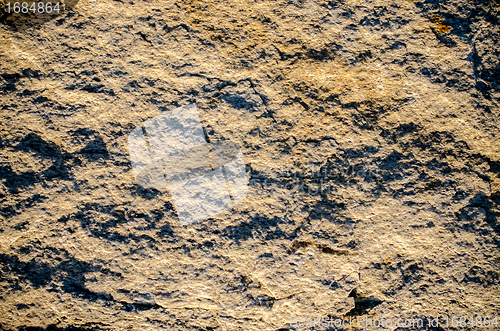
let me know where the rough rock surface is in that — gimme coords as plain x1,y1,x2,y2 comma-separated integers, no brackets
0,0,499,330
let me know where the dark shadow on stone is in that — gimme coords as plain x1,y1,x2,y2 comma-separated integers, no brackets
220,93,258,110
130,185,163,200
15,303,31,309
373,150,414,183
0,194,46,219
0,165,39,194
0,253,52,288
248,294,275,308
462,265,500,286
60,203,134,243
80,84,115,96
305,200,347,226
400,262,425,284
58,202,168,244
1,133,74,192
69,128,96,138
344,99,394,130
77,136,109,160
0,247,123,304
380,122,419,142
307,47,336,61
0,69,41,93
346,288,383,316
1,249,166,314
221,215,286,242
0,205,16,218
42,161,71,179
69,128,110,161
15,133,65,160
467,191,500,238
433,31,457,47
415,0,500,95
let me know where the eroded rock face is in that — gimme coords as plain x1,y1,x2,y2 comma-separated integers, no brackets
0,0,499,330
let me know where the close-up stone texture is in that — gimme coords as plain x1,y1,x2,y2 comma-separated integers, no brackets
0,0,499,330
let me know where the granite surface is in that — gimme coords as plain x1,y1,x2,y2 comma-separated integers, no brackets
0,0,499,330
